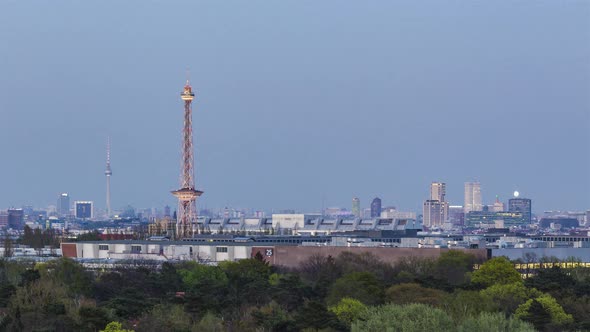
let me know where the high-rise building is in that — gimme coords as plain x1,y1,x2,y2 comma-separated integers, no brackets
7,209,24,229
430,182,446,202
370,197,382,218
75,201,93,219
423,200,448,228
509,197,532,223
352,197,360,218
164,205,171,218
464,182,483,213
57,193,70,217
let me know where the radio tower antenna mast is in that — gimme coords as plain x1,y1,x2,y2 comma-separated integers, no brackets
171,80,203,239
105,136,112,218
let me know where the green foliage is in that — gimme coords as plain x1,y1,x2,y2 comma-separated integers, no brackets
220,258,272,308
480,282,541,314
327,271,384,306
515,293,574,330
524,266,577,294
193,312,225,332
251,301,295,331
471,257,522,287
385,283,446,306
20,225,60,248
269,273,310,311
457,312,535,332
78,305,112,332
351,303,454,332
435,250,478,286
77,230,102,242
329,297,368,326
42,257,93,296
441,290,493,323
7,278,77,331
295,300,343,331
100,321,134,332
136,304,193,332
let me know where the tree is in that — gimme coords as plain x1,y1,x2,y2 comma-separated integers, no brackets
136,304,193,332
351,303,454,332
193,312,224,332
2,234,13,258
385,283,446,307
435,250,478,286
515,294,574,330
294,300,343,331
78,306,111,332
251,301,295,332
471,257,521,287
327,271,384,306
457,312,535,332
100,321,133,332
480,282,541,314
524,266,576,294
441,290,493,323
329,297,368,327
220,258,272,309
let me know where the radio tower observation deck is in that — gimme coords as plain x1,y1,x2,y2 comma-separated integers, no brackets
171,80,203,239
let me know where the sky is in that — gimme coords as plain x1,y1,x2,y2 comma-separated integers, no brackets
0,1,589,214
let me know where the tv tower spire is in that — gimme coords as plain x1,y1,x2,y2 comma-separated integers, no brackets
171,80,203,239
105,136,112,217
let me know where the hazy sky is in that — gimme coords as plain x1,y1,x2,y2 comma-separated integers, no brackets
0,1,589,214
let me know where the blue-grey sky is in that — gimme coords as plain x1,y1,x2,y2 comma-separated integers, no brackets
0,1,588,214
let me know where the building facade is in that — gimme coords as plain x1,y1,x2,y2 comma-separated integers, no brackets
464,182,483,213
75,201,94,219
508,198,532,223
370,197,382,218
352,197,360,218
57,193,70,217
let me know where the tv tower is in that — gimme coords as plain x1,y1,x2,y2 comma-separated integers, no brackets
171,80,203,239
105,137,112,217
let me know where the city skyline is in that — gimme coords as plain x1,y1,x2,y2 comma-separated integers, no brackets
0,1,588,213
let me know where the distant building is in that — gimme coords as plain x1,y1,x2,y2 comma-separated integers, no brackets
57,193,70,217
423,200,448,228
490,196,505,212
7,209,24,229
464,182,483,213
430,182,446,202
164,205,171,217
0,212,7,228
508,198,532,223
352,197,361,218
465,210,525,227
449,205,464,226
75,201,93,219
370,198,382,218
539,217,579,229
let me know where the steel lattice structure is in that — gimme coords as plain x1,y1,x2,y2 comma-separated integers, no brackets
171,81,203,239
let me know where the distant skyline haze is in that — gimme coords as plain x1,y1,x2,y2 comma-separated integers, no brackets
0,1,588,213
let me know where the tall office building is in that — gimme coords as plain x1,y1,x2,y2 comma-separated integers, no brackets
7,209,24,229
370,197,382,218
509,197,532,223
424,182,448,228
75,201,94,219
423,200,448,228
430,182,446,202
57,193,70,217
352,197,360,218
464,182,483,213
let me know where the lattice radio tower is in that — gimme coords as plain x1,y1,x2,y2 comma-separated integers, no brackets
171,80,203,239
